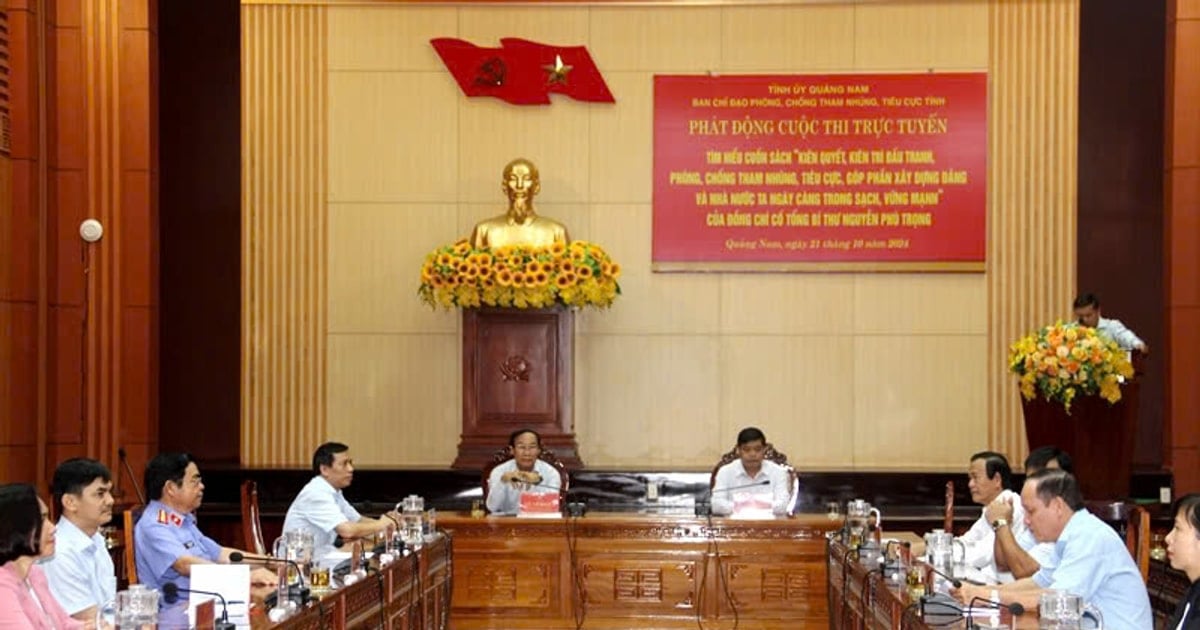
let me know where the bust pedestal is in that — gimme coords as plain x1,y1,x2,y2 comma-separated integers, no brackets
453,307,582,470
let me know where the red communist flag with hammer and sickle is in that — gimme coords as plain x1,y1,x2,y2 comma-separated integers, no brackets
430,38,615,106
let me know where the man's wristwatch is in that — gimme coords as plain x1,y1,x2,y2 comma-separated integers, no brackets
991,518,1009,531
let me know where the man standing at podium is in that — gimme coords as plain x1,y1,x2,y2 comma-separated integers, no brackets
1073,292,1148,353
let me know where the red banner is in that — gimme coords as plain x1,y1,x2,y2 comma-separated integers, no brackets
652,74,987,271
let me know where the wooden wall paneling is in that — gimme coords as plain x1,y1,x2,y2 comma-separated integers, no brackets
157,0,240,464
1165,0,1200,493
0,0,156,486
1077,0,1166,470
241,4,328,467
986,0,1080,463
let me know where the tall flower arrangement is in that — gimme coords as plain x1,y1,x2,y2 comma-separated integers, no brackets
1008,321,1134,412
419,240,621,310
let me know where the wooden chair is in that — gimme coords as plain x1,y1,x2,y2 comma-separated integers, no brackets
943,480,956,533
481,446,570,509
122,505,146,584
709,442,799,514
240,480,267,556
1125,505,1150,582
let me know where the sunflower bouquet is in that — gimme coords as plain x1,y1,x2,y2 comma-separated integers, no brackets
418,239,621,310
1008,321,1135,412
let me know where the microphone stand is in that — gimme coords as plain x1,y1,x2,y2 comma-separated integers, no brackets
229,552,311,606
117,447,146,504
163,583,238,630
965,596,1024,629
696,479,771,516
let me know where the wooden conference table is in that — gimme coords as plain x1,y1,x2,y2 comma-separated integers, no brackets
181,533,453,630
440,510,841,630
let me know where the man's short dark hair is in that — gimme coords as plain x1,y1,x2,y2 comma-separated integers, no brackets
312,442,350,474
0,483,44,564
970,451,1013,490
1072,293,1100,309
1027,468,1086,511
52,458,112,511
736,427,766,446
508,429,541,448
1024,446,1074,474
1173,493,1200,539
144,453,195,501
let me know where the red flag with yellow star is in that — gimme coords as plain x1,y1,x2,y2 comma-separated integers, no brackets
430,38,615,105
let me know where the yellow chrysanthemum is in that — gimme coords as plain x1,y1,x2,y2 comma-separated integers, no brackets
418,240,622,311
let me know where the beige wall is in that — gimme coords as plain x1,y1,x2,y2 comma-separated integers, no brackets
241,1,1078,471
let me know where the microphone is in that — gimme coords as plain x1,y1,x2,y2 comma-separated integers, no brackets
228,551,311,605
518,479,566,493
927,563,963,589
696,479,771,516
117,447,147,505
162,583,237,630
964,596,1024,629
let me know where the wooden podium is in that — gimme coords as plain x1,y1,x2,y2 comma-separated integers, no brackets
453,307,582,470
1020,358,1141,499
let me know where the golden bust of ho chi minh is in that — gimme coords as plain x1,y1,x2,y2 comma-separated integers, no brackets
469,158,570,250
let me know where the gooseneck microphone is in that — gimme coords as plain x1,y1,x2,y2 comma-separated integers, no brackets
117,447,147,505
965,596,1024,629
162,582,238,630
926,564,963,589
695,479,771,516
228,551,311,605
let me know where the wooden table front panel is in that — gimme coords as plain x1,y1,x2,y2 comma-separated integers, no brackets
441,513,838,630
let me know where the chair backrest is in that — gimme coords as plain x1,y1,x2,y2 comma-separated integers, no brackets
241,480,267,556
481,446,570,505
1125,505,1150,582
122,505,146,585
943,480,956,532
709,442,799,513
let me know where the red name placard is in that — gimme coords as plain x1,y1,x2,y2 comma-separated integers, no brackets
652,74,987,271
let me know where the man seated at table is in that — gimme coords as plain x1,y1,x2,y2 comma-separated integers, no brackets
955,469,1152,628
711,427,791,517
486,429,562,515
42,458,116,622
135,452,277,603
283,442,402,564
987,446,1072,580
956,451,1046,584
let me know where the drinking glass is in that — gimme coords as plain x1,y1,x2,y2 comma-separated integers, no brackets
1038,590,1103,629
310,566,332,593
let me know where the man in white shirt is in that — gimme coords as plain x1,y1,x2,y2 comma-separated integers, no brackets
956,470,1152,629
711,427,792,517
1073,292,1148,353
485,429,563,515
957,451,1048,584
42,458,117,622
986,446,1070,580
282,442,401,564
